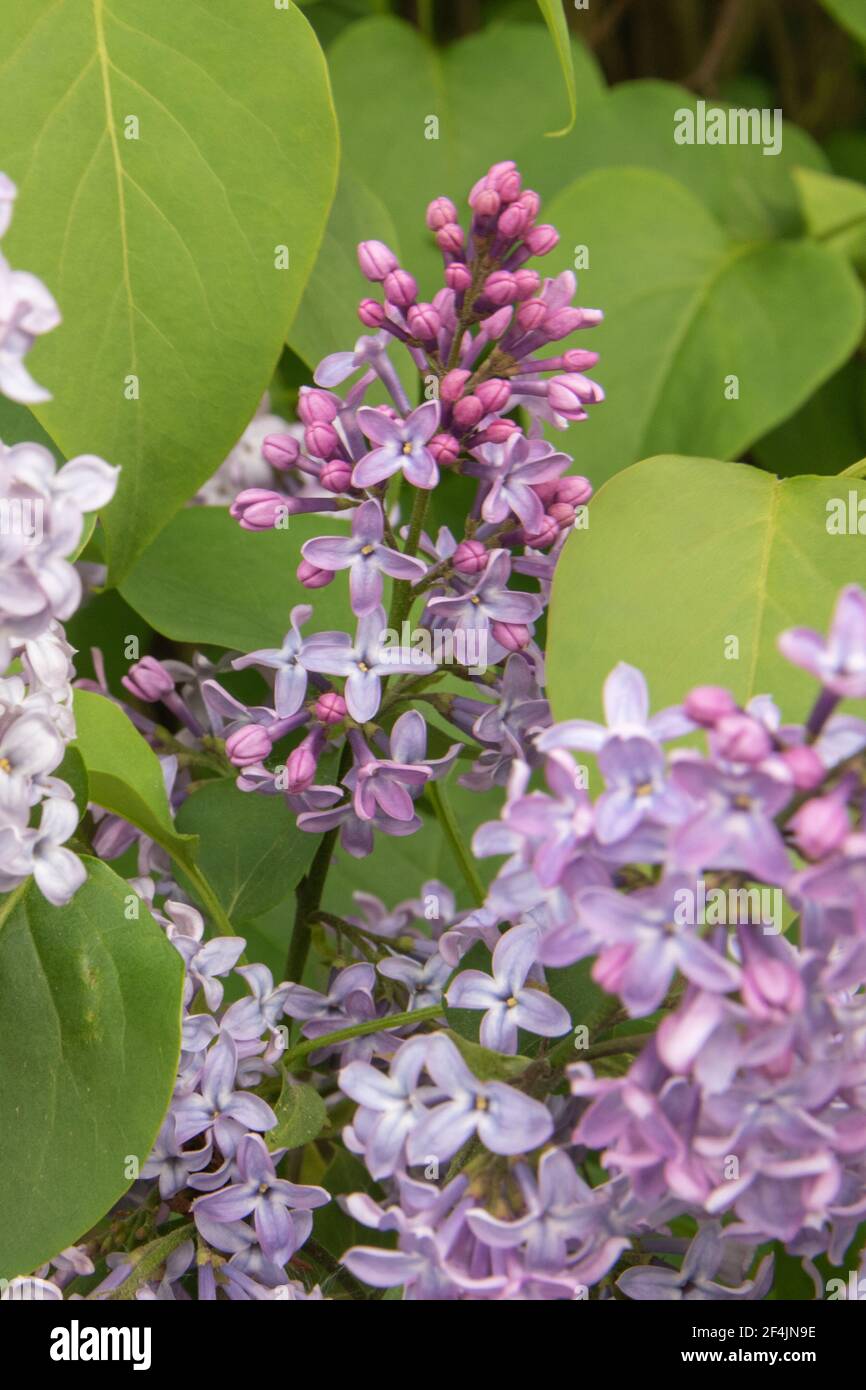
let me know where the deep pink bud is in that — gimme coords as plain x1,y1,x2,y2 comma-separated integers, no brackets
490,164,521,201
497,204,530,241
781,745,826,791
525,224,559,256
483,271,518,306
474,378,510,413
358,298,385,327
492,621,531,651
544,307,586,338
517,300,547,333
790,794,850,859
473,188,501,218
548,373,603,414
230,489,289,531
440,368,471,403
562,348,601,371
428,433,461,466
426,196,458,230
320,457,353,493
285,735,321,795
357,239,398,281
480,306,513,338
383,268,417,308
298,387,339,426
453,539,488,575
548,501,576,529
297,557,335,590
512,269,540,300
305,423,341,460
315,691,347,726
532,481,559,507
713,713,772,764
555,475,592,506
453,395,484,430
446,263,472,293
436,223,465,255
407,303,441,340
483,419,520,444
262,433,301,471
226,724,273,768
682,686,738,726
517,190,541,221
522,515,560,550
122,656,174,703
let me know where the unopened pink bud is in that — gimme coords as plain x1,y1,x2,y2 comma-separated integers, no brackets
544,307,586,338
474,378,510,413
492,165,521,202
358,298,385,327
446,263,472,293
781,745,826,790
713,713,772,763
407,303,441,340
305,423,341,460
525,224,559,256
298,387,339,426
555,475,592,506
383,268,417,308
320,457,353,493
522,515,560,550
473,188,500,218
122,656,174,703
548,501,576,529
315,691,347,726
226,724,273,768
517,301,547,333
548,373,604,414
453,539,488,575
426,196,458,230
492,621,531,652
517,190,541,221
512,269,540,300
440,369,471,403
262,432,300,471
480,306,513,338
483,419,520,444
497,204,530,240
357,239,398,281
436,223,465,255
428,433,461,466
453,395,484,430
562,349,601,371
790,794,849,859
682,686,738,726
532,481,558,507
230,489,288,531
285,739,319,795
483,271,518,306
297,557,335,590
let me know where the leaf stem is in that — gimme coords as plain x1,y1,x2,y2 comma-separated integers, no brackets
284,1002,443,1069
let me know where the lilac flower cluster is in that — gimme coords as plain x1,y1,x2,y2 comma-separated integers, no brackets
0,173,118,905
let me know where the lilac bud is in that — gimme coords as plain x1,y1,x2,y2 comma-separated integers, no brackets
383,269,417,308
230,489,288,531
285,730,324,794
548,500,576,529
562,348,601,371
226,724,273,768
407,302,441,341
512,268,540,300
453,395,484,430
492,166,521,202
446,262,472,293
262,432,300,470
482,419,520,444
555,475,592,506
298,387,339,426
521,515,559,549
532,481,558,507
357,240,398,281
122,656,174,703
473,188,501,219
497,203,530,240
781,745,825,790
358,298,385,327
544,307,586,338
492,621,531,651
474,378,510,413
483,271,518,306
315,691,347,725
517,190,541,221
428,433,461,467
517,300,547,332
548,373,603,414
320,457,353,493
790,794,849,859
525,224,559,255
426,197,458,230
480,306,513,338
713,713,772,764
682,685,738,726
453,539,488,575
440,369,471,403
297,557,335,590
305,423,341,460
435,223,465,256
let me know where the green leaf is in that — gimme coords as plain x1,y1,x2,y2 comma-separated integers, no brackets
546,960,612,1036
175,776,319,922
57,744,89,827
267,1076,327,1151
328,17,604,292
443,1029,531,1082
547,456,866,727
72,688,195,863
535,1,576,136
313,1148,389,1258
0,0,338,582
794,167,866,265
120,506,352,650
0,859,182,1278
753,359,866,479
821,0,866,45
544,169,865,485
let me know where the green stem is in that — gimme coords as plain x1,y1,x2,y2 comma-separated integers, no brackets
286,825,339,983
178,858,235,938
102,1222,194,1301
284,1002,443,1069
427,779,486,907
387,486,431,633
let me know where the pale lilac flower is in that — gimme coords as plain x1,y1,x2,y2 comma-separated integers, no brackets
354,401,441,489
302,605,435,723
301,500,426,616
779,585,866,699
427,550,542,633
173,1033,276,1152
446,924,570,1052
231,605,316,717
537,661,694,755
